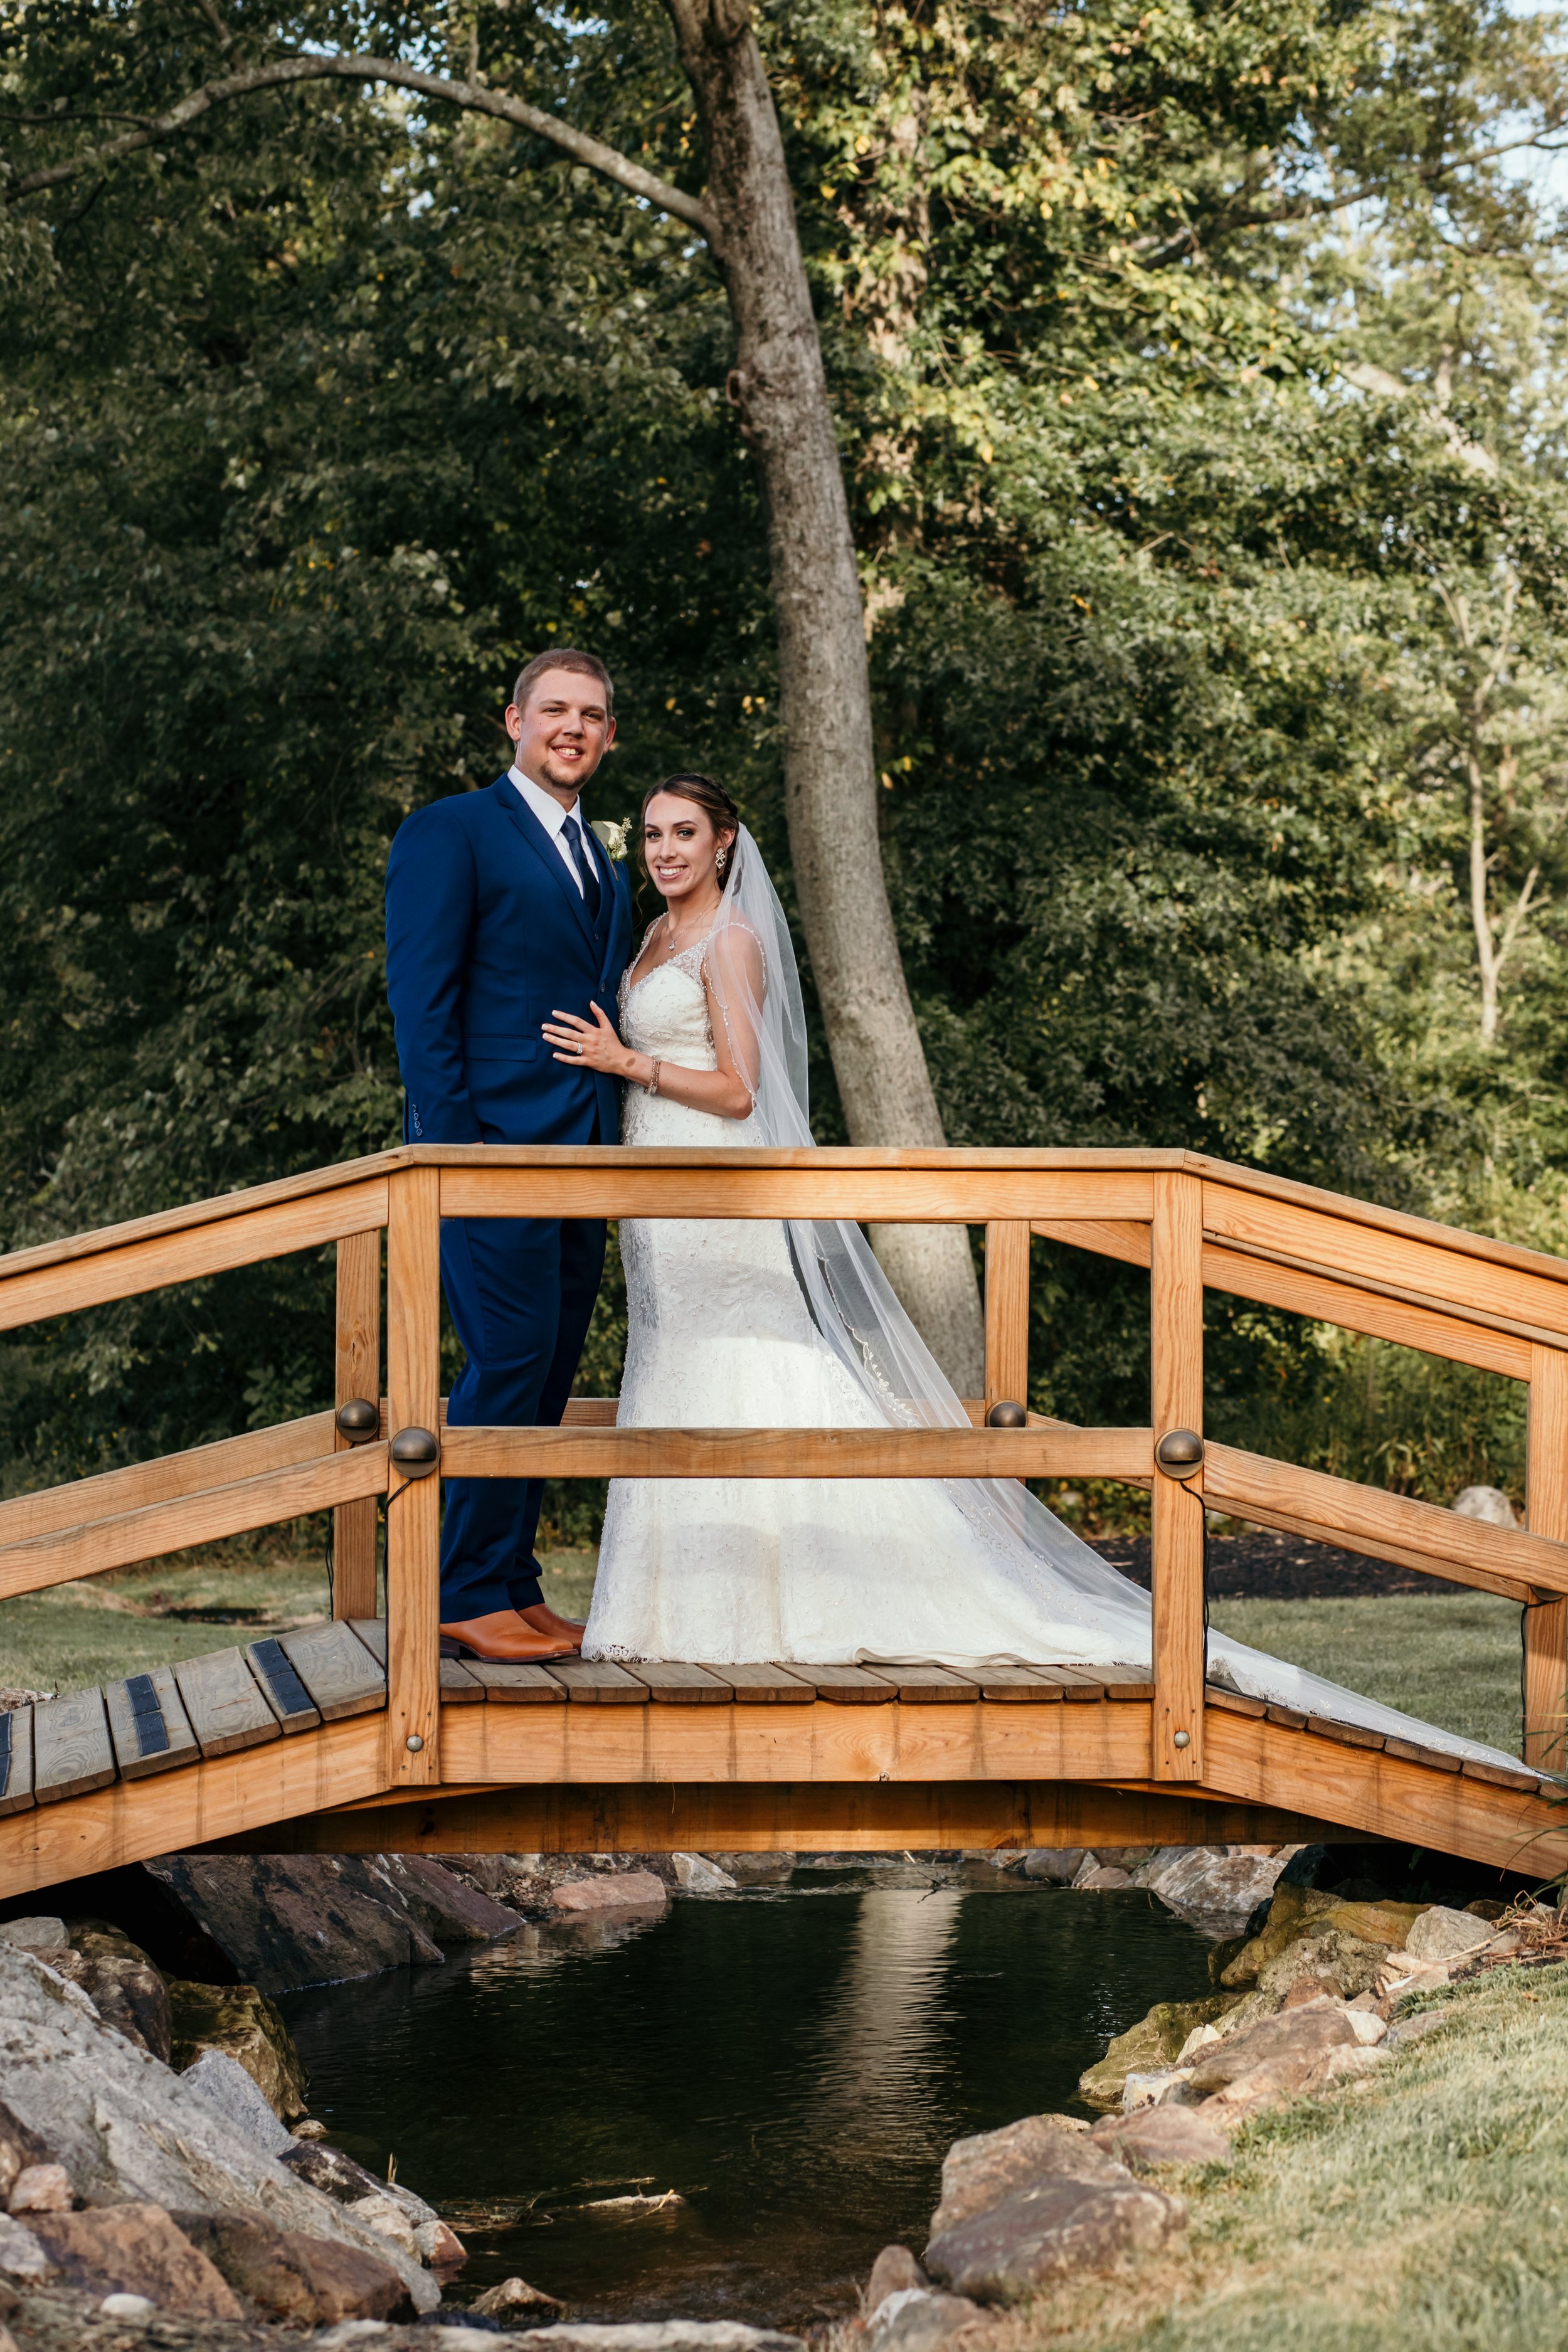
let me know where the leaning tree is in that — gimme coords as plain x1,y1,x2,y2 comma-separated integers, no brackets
5,0,989,1386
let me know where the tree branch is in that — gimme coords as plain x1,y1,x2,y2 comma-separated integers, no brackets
3,48,715,236
1140,122,1568,265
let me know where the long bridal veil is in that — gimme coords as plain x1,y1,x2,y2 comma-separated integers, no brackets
701,829,1528,1770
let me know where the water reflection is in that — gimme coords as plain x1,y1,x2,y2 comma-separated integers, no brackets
281,1878,1210,2327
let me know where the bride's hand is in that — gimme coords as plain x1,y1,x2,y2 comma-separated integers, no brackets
543,1002,638,1078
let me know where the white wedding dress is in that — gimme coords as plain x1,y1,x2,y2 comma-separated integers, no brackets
580,844,1528,1773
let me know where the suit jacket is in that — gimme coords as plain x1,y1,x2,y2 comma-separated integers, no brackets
386,776,635,1147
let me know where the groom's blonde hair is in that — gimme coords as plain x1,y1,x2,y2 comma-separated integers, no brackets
511,648,615,717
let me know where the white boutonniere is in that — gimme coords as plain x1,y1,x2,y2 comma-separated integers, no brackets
591,818,630,861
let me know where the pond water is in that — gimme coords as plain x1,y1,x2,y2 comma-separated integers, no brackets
280,1867,1212,2329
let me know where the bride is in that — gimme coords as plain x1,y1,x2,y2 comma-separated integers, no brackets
541,776,1524,1767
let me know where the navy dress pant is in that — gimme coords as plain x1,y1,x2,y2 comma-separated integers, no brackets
438,1204,606,1621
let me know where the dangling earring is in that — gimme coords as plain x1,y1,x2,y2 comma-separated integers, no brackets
715,844,729,874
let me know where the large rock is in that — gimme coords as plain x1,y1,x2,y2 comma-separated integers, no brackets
0,2217,53,2280
1182,2001,1358,2102
869,2289,985,2349
27,2203,243,2317
1218,1887,1427,1987
282,2138,386,2206
549,1873,669,1915
1406,1906,1495,1963
174,2209,411,2324
510,2327,802,2352
1130,1847,1293,1939
931,2117,1126,2236
42,1927,172,2065
1020,1850,1087,1884
671,1855,738,1894
1078,1995,1241,2110
924,2175,1185,2300
472,2274,568,2321
1088,2107,1232,2169
169,1981,308,2121
180,2051,295,2158
1453,1485,1517,1527
144,1853,513,1993
0,1944,438,2311
867,2245,928,2309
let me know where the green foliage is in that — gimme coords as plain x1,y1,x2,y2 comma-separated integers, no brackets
3,0,1568,1498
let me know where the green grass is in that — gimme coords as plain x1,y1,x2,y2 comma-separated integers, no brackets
1207,1592,1523,1756
1007,1961,1568,2352
0,1540,602,1698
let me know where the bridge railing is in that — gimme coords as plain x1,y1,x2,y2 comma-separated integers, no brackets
3,1147,1568,1791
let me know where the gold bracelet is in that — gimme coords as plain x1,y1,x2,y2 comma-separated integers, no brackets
647,1058,662,1097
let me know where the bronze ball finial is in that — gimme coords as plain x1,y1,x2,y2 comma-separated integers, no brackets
334,1397,379,1443
1155,1428,1205,1480
986,1399,1028,1429
390,1426,441,1478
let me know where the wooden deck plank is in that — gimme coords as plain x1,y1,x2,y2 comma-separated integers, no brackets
795,1665,899,1704
0,1710,34,1816
623,1662,733,1703
245,1640,323,1734
33,1689,117,1806
350,1617,481,1702
977,1666,1067,1703
462,1662,568,1703
871,1666,981,1704
1101,1664,1157,1702
695,1663,816,1703
176,1649,282,1759
279,1623,385,1722
1305,1715,1385,1753
1463,1756,1544,1794
541,1658,650,1703
104,1668,199,1780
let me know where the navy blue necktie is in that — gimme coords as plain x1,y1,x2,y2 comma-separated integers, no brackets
563,815,602,924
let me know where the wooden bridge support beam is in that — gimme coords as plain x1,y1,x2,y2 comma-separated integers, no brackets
1526,1343,1568,1771
332,1231,381,1621
1152,1172,1205,1781
386,1167,441,1786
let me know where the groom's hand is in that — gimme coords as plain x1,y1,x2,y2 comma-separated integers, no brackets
543,1001,641,1081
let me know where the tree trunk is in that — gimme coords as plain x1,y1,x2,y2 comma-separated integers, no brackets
662,0,985,1393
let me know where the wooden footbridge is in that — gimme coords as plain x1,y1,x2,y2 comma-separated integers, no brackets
1,1146,1567,1902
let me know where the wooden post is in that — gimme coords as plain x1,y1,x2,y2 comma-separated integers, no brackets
332,1231,381,1621
984,1222,1031,1416
385,1166,442,1786
1150,1171,1204,1781
1525,1342,1568,1771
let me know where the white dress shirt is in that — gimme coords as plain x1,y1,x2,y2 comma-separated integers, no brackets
507,764,596,896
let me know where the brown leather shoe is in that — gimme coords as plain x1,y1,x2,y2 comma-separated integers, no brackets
438,1609,576,1663
519,1601,586,1650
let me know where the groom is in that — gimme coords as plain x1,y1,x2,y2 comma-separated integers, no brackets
385,650,633,1661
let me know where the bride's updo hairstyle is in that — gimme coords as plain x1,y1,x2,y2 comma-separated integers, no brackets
640,773,741,893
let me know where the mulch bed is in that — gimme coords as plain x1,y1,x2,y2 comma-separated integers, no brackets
1088,1526,1465,1601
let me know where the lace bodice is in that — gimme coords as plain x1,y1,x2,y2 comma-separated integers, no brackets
618,926,758,1147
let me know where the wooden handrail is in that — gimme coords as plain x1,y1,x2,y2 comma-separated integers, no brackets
438,1426,1153,1481
0,1446,386,1600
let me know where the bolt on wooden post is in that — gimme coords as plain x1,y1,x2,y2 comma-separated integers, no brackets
385,1165,442,1785
1525,1343,1568,1771
1150,1171,1205,1781
332,1229,382,1621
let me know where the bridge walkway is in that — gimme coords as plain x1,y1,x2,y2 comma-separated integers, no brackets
0,1146,1565,1897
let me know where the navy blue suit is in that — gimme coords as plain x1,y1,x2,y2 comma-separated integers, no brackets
386,776,633,1619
